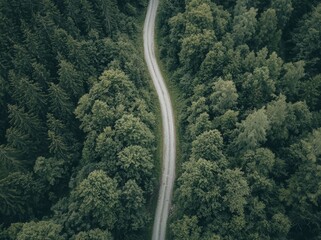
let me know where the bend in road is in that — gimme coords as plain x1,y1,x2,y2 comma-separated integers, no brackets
143,1,176,240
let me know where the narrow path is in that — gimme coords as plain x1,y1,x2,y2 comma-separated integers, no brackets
143,0,176,240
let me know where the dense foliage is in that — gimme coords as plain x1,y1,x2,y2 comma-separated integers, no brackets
0,0,159,239
159,0,321,239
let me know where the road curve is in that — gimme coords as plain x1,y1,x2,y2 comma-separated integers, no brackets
143,0,176,240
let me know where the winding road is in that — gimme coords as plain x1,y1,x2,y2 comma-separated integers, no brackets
143,0,176,239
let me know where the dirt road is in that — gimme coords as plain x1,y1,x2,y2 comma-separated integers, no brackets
143,0,176,239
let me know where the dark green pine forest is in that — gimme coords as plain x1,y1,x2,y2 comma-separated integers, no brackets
0,0,159,239
158,0,321,239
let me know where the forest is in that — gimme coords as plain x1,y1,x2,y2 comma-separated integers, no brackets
158,0,321,239
0,0,159,239
1,0,321,239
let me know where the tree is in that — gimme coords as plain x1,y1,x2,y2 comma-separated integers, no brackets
271,0,293,29
6,105,46,157
235,108,270,152
9,72,46,115
0,172,44,221
221,168,249,215
176,159,222,217
16,221,63,240
179,30,216,74
31,62,51,88
281,129,321,239
232,7,258,46
184,0,213,33
266,51,283,80
0,145,22,178
117,146,154,193
75,69,138,131
199,42,227,81
211,3,231,39
171,215,201,240
293,3,321,73
58,59,84,101
191,129,224,162
209,79,238,115
187,112,212,138
48,83,74,119
302,74,321,110
256,8,281,52
186,97,209,125
46,113,80,160
114,114,155,148
95,127,120,172
214,110,239,142
175,159,249,237
242,67,276,108
117,180,149,233
34,157,67,186
74,228,112,240
286,101,312,137
239,148,276,191
66,170,120,232
95,0,119,35
48,130,69,159
278,61,305,101
266,95,289,145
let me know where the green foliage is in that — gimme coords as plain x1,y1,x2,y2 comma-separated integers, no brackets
9,72,46,116
118,180,150,232
232,7,258,45
0,1,156,239
75,228,112,240
256,8,281,52
242,67,276,108
278,61,305,100
67,170,120,231
271,0,293,28
160,0,321,238
115,114,155,148
235,108,270,151
280,129,321,238
171,215,201,240
210,79,238,115
0,145,22,177
117,146,154,193
179,30,216,73
58,59,84,101
16,221,63,240
293,3,321,73
302,74,321,110
191,130,224,161
175,158,249,238
0,172,44,221
34,157,67,186
199,42,227,81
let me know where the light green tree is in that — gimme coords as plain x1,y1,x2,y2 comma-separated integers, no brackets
117,145,154,193
75,228,112,240
16,221,63,240
191,129,224,161
210,79,238,115
171,215,201,240
114,114,155,148
235,108,270,151
242,67,276,108
67,170,120,231
232,7,258,45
